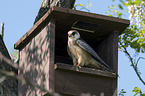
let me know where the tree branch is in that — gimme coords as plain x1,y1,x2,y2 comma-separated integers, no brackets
124,49,145,85
136,57,145,66
0,52,18,69
0,52,61,96
119,41,145,85
1,22,4,39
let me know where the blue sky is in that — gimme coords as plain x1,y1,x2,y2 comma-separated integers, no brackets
0,0,145,95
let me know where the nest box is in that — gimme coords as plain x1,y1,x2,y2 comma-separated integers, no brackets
14,7,130,96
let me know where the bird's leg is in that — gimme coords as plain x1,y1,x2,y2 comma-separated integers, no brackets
75,57,82,68
72,58,81,68
75,65,81,68
73,63,81,68
71,55,77,65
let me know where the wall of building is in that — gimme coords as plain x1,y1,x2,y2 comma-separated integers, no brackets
18,20,55,96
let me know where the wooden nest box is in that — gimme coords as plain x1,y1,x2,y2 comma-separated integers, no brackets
14,7,130,96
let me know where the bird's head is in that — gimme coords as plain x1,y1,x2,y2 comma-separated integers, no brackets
68,30,80,41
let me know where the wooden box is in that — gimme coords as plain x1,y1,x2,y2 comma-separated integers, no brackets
14,7,130,96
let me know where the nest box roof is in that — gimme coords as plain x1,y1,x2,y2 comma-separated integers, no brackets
14,6,130,50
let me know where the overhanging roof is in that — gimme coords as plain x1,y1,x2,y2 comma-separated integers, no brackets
14,6,130,50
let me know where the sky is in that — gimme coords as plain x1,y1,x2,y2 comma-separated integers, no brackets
0,0,145,95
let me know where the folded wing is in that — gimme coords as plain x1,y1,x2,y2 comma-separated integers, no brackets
76,39,111,69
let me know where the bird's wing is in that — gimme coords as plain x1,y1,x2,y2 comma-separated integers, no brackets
76,39,111,69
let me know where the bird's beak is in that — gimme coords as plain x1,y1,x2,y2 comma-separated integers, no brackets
68,33,72,37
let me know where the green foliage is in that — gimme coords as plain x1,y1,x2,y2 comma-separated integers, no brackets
109,0,145,53
114,0,145,87
109,0,145,91
119,25,145,53
132,87,145,96
119,89,126,96
106,5,123,18
10,49,18,59
9,49,19,63
74,1,91,12
106,2,145,75
132,87,141,96
118,87,145,96
118,4,124,10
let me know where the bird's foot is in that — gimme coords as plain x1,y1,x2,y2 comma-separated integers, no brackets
73,64,81,68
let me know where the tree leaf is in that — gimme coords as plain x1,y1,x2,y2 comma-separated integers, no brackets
119,4,123,10
120,0,129,6
112,5,116,8
132,87,141,96
108,14,113,17
108,6,113,9
141,94,145,96
79,3,83,7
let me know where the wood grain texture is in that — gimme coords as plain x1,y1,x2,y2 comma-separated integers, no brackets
55,66,115,96
14,6,129,50
95,31,119,96
18,21,55,96
54,63,117,78
95,32,119,72
49,20,55,91
14,6,129,96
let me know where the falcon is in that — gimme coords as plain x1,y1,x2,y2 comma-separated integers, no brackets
67,30,112,71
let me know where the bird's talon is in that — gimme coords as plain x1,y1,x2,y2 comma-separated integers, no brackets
78,65,81,68
73,65,81,68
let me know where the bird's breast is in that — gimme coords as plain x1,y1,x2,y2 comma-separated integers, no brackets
68,41,90,60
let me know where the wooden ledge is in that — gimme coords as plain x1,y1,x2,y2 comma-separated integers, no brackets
54,63,117,78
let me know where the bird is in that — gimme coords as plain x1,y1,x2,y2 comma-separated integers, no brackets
67,30,112,71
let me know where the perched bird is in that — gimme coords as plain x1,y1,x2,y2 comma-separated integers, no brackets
67,30,112,71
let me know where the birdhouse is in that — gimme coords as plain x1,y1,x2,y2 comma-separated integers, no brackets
14,7,130,96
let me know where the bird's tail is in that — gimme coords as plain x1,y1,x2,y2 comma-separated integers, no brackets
91,58,113,72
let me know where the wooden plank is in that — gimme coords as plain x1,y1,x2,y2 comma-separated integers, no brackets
14,7,68,50
95,31,119,72
55,69,115,96
14,7,53,50
54,63,117,78
14,6,129,50
111,31,119,96
95,31,119,96
67,8,130,25
18,20,56,95
51,7,130,25
49,20,55,91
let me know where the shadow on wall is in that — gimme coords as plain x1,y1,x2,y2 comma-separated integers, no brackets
18,22,53,96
